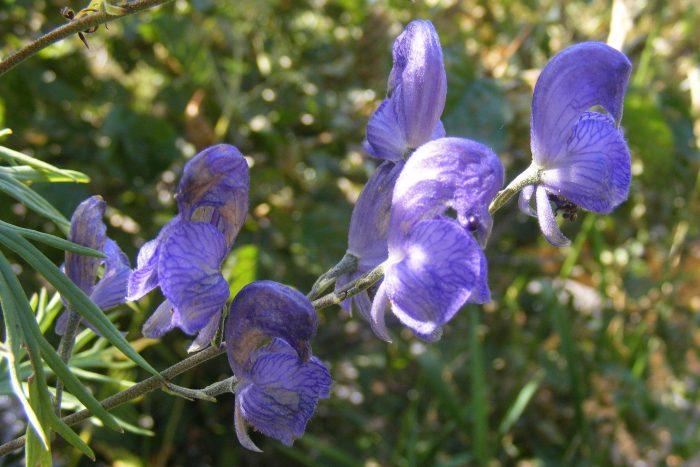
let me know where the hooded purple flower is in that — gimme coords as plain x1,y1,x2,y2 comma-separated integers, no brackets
337,20,447,317
127,144,249,344
370,138,503,341
226,281,331,451
56,196,131,334
518,42,632,246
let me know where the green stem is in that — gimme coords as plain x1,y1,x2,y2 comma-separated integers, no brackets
488,163,542,215
54,310,83,415
307,253,358,300
0,0,176,77
312,261,385,310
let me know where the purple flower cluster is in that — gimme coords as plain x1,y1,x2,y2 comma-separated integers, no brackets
56,19,634,456
338,20,504,340
56,196,131,334
226,281,331,451
519,42,632,246
127,144,249,348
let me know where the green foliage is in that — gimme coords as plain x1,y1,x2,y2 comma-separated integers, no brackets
1,0,699,465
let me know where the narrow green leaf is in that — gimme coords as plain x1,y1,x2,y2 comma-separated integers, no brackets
0,269,50,449
113,416,155,437
0,166,90,183
0,172,70,233
26,376,52,467
0,144,85,182
0,230,160,378
497,370,544,436
469,309,489,465
28,351,95,460
0,249,121,432
0,220,106,258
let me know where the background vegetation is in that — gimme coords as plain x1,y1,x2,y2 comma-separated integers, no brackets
1,0,699,465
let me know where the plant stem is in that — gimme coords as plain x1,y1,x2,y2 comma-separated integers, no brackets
54,310,83,415
307,252,357,300
0,0,176,77
488,163,541,215
312,262,385,310
0,344,225,456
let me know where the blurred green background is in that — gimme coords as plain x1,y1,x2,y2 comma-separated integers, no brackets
1,0,700,465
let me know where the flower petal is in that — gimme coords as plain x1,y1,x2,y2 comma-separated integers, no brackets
226,281,318,376
531,42,632,165
177,144,250,246
187,311,221,353
541,112,631,213
65,196,107,294
90,266,131,311
234,398,263,452
89,238,131,310
535,185,571,247
347,160,405,264
389,137,503,243
142,299,175,338
365,98,407,161
385,219,487,339
236,340,331,447
518,185,537,217
158,222,229,335
127,216,181,301
388,20,447,150
369,280,393,342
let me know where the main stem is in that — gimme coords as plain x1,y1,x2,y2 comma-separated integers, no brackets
0,0,176,77
0,344,225,456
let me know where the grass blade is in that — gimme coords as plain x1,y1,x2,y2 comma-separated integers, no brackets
0,144,86,182
497,370,544,436
0,249,121,432
0,165,90,183
469,308,489,465
0,230,160,378
0,172,70,233
0,219,105,258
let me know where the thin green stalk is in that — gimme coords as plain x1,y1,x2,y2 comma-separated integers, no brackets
469,309,489,465
488,163,541,215
54,310,83,415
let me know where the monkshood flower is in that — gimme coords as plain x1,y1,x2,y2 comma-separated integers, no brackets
370,138,503,341
517,42,632,246
127,144,249,346
336,19,447,318
56,196,131,334
226,281,331,451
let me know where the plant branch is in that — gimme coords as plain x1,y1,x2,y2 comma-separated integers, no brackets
0,0,176,77
0,343,225,457
488,163,542,215
312,262,385,310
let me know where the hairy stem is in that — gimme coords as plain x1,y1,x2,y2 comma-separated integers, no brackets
54,310,82,415
0,0,176,77
488,163,542,215
312,261,385,310
307,252,358,300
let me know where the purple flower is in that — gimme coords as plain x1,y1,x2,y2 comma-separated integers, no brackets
127,144,249,342
370,138,503,341
56,196,131,335
225,281,331,451
338,20,447,317
364,19,447,161
519,42,632,246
